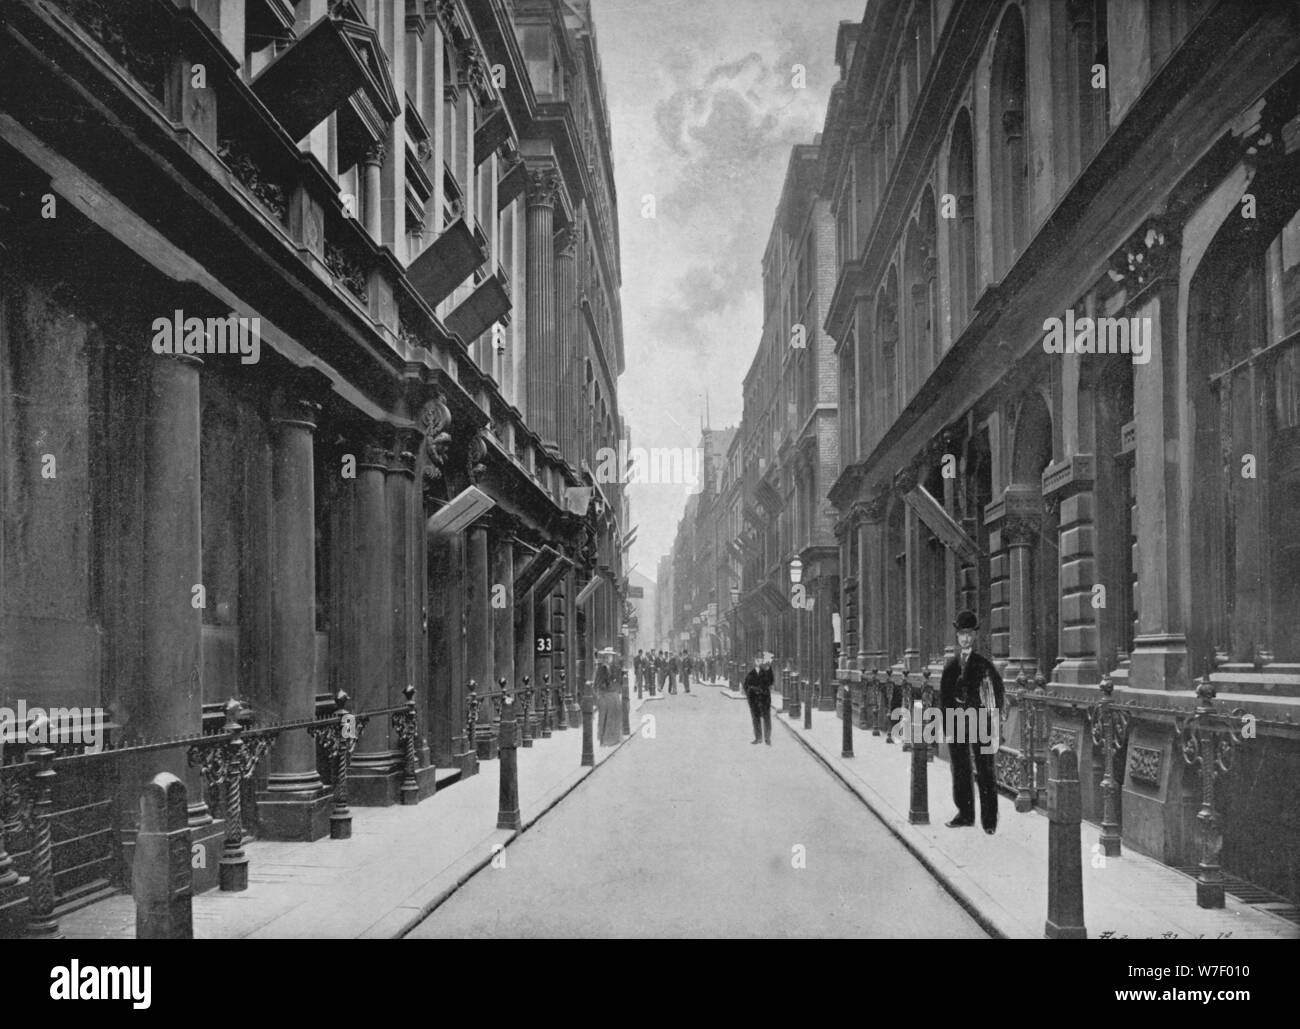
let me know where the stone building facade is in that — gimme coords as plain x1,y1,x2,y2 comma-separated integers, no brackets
0,0,624,912
732,143,841,710
820,0,1299,902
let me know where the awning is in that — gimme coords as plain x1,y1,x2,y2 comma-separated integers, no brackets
901,484,981,562
251,3,399,144
445,271,511,345
575,577,603,606
426,485,494,538
497,157,527,211
407,217,485,307
514,545,561,604
532,555,575,601
474,105,512,166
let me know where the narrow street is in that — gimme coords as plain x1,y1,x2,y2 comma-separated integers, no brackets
407,686,988,938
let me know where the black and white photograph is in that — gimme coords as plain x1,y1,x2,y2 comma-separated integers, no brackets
0,0,1298,972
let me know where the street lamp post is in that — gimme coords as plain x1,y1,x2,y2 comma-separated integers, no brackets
789,556,803,717
729,585,740,689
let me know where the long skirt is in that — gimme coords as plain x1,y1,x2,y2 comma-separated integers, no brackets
597,690,623,746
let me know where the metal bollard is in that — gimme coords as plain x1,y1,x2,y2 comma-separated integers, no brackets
901,669,914,753
540,674,554,739
395,684,420,805
841,684,854,758
1090,673,1123,857
306,690,361,840
580,681,595,768
1176,676,1248,909
1014,672,1035,812
0,755,26,937
554,672,569,731
496,693,520,830
23,726,61,940
519,677,533,749
804,680,813,729
908,670,932,825
875,672,885,734
1044,743,1086,939
217,701,249,891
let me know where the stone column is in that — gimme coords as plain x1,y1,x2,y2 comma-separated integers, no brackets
138,351,223,888
555,228,578,462
1000,485,1043,680
257,386,331,841
466,523,496,762
363,142,385,242
525,167,559,448
349,437,399,803
491,531,516,693
858,500,887,672
139,354,204,803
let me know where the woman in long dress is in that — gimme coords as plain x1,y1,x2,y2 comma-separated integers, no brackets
595,650,623,746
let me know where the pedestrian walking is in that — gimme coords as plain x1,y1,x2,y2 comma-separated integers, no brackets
939,610,1005,834
668,652,678,694
743,651,774,745
595,647,622,747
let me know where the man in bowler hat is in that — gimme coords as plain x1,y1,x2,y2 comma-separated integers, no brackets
743,651,774,744
939,610,1004,833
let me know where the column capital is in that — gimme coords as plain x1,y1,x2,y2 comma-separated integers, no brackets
526,166,561,208
555,226,577,259
269,390,320,433
363,141,387,167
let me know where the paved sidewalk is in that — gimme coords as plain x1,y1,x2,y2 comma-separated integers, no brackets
61,697,643,940
763,690,1299,940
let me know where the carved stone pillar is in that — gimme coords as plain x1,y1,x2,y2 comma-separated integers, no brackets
257,386,331,840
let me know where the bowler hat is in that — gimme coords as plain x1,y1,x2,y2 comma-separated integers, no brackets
954,610,979,631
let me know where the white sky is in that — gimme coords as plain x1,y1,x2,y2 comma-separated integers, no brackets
589,0,863,583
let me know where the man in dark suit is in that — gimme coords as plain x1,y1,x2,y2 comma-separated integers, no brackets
667,653,678,694
939,610,1004,834
743,652,774,744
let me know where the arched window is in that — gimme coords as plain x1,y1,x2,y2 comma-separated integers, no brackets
947,109,977,332
989,7,1028,277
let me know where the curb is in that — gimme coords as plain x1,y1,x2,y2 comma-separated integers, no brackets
774,710,1014,940
395,702,642,938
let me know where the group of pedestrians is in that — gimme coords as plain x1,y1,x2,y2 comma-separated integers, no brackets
632,649,714,695
737,610,1005,836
